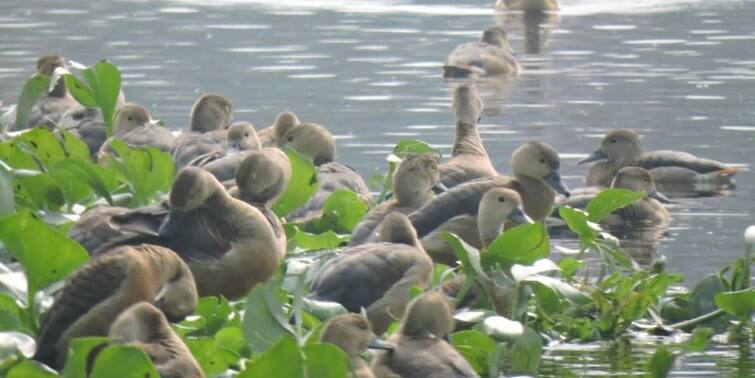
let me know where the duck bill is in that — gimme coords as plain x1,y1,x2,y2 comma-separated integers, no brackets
367,336,394,351
648,190,671,204
158,209,185,237
508,206,534,225
227,140,241,154
578,149,608,165
432,181,449,194
543,170,571,198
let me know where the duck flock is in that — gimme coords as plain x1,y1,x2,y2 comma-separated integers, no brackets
0,0,745,377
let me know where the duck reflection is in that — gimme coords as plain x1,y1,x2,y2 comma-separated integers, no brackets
496,8,560,55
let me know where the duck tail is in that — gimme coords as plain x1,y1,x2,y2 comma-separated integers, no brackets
714,166,738,178
696,166,738,184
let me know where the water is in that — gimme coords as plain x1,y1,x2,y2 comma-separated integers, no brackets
0,0,753,375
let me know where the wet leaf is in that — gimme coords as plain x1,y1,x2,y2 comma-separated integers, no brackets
481,316,524,341
647,346,675,378
214,326,246,354
15,74,50,130
90,345,159,378
273,148,318,217
585,188,644,222
6,359,57,377
483,223,550,269
0,162,15,217
444,232,488,281
714,288,755,319
89,61,122,129
0,331,35,359
301,343,350,378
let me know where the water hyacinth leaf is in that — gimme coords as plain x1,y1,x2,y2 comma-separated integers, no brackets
558,257,583,278
15,128,68,165
90,61,122,129
243,275,294,353
61,337,110,378
321,189,369,232
6,359,58,378
0,162,15,216
685,327,714,352
0,331,36,359
510,259,560,282
444,232,488,280
524,275,591,305
0,211,89,302
509,326,542,374
103,141,174,207
51,159,118,206
483,223,550,269
451,330,496,374
647,347,675,378
239,336,303,378
90,345,159,378
214,326,246,354
558,206,598,242
14,74,50,130
585,188,644,222
186,337,239,376
293,229,349,251
273,148,318,217
301,343,350,378
0,292,32,332
63,74,97,108
57,129,91,160
481,316,524,341
392,139,441,158
714,288,755,319
190,296,233,336
302,298,348,320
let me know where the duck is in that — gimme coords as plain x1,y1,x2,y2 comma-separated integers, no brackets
559,167,671,227
350,153,442,246
370,291,478,378
258,111,300,147
229,148,292,252
159,166,283,299
33,244,198,369
410,141,570,244
308,212,433,335
280,122,372,222
440,85,497,188
580,129,737,188
96,103,175,160
319,314,393,378
497,0,559,12
443,27,520,78
108,302,204,378
8,54,78,131
188,121,262,182
172,94,234,168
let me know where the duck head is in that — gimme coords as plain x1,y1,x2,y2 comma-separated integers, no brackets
579,129,641,165
109,302,167,342
113,103,159,134
511,141,570,197
272,111,301,140
154,254,198,322
37,54,68,97
394,154,443,206
320,314,392,356
226,121,261,153
399,291,455,340
379,212,421,247
478,188,533,247
281,123,336,166
452,85,483,125
160,167,225,236
235,149,292,205
611,167,670,203
189,94,233,133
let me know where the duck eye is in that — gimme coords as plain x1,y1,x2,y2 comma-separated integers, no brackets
287,136,294,142
539,158,546,164
244,133,249,137
408,167,415,172
128,116,133,121
610,139,616,143
498,196,505,203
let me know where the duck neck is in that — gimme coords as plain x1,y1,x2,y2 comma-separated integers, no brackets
452,122,488,157
394,182,433,208
478,219,504,249
514,175,554,221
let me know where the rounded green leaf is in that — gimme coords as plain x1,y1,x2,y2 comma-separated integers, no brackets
392,139,441,158
483,223,550,269
14,74,50,130
186,337,239,376
714,288,755,319
302,343,350,378
239,337,303,378
585,188,644,223
321,190,369,232
90,345,159,378
63,74,97,108
273,148,318,217
6,359,58,378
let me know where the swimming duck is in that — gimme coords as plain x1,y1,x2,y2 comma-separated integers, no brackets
350,153,442,245
109,302,204,378
258,111,300,147
410,141,569,243
9,54,78,130
188,121,262,182
97,103,175,160
172,94,234,168
159,166,283,299
308,212,433,335
560,167,671,227
34,244,198,369
371,291,478,378
422,185,534,264
281,122,372,222
319,314,392,378
440,85,497,188
443,27,520,78
580,129,737,188
497,0,559,12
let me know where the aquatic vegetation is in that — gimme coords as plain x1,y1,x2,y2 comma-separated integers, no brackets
0,63,751,378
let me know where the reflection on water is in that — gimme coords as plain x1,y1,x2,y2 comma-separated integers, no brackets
0,0,753,375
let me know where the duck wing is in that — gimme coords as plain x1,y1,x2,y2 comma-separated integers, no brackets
638,150,728,174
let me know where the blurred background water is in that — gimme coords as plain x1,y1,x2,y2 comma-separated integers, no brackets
0,0,753,375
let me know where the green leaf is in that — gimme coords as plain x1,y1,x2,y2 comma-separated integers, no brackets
558,206,598,242
451,330,495,375
443,232,488,281
585,188,644,223
647,347,675,378
302,298,348,321
273,148,318,217
392,139,441,158
57,129,91,160
103,141,174,207
320,190,369,232
15,74,50,130
301,343,350,378
483,223,550,270
90,345,159,378
509,326,542,374
714,288,755,319
293,229,349,251
61,337,110,378
185,337,239,376
0,211,89,304
242,274,294,353
685,327,713,352
189,296,233,336
0,162,15,217
239,337,303,378
90,61,122,129
0,292,32,333
214,326,246,354
15,128,68,165
6,359,58,378
558,257,583,278
63,74,97,108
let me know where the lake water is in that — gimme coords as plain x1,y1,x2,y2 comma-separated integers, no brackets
0,0,753,376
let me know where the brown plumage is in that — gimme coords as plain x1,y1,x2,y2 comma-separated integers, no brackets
443,27,520,78
97,103,175,160
258,111,300,147
371,291,478,378
34,244,197,369
320,314,381,378
309,213,433,334
109,302,204,378
172,94,234,168
188,121,262,182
